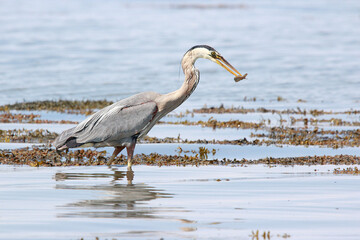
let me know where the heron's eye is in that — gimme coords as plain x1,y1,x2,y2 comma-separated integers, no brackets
210,52,217,58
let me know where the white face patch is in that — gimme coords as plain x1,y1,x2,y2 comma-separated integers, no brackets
193,47,211,59
188,47,219,64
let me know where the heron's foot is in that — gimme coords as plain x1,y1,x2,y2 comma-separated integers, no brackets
127,155,133,170
126,169,134,184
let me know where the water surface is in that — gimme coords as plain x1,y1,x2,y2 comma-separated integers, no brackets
1,165,360,240
0,0,359,108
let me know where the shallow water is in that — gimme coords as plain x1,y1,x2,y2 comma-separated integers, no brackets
0,0,359,108
1,165,360,240
1,1,360,239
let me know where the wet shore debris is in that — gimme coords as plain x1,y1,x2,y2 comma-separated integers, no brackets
162,117,360,128
0,100,113,115
159,117,264,129
1,100,359,116
191,104,360,116
251,128,360,148
0,129,57,143
1,146,359,167
0,101,359,167
0,112,78,124
1,127,359,148
333,167,360,175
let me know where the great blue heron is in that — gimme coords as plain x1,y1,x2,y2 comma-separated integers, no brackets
53,45,246,169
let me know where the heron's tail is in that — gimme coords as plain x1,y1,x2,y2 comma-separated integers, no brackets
52,127,82,150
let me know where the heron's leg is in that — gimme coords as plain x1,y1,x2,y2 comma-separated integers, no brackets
126,142,136,171
107,146,125,166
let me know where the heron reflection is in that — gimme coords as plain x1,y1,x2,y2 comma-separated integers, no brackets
54,167,175,219
55,167,131,184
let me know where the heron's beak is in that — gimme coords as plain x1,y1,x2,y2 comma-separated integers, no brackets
214,55,247,81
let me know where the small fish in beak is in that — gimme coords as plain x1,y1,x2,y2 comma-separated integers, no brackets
234,73,248,82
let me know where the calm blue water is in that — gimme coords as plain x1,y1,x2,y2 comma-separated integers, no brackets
0,0,359,108
1,165,360,240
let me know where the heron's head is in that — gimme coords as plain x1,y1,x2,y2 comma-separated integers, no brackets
185,45,247,81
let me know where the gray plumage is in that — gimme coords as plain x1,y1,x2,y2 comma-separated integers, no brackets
53,45,244,169
53,92,160,149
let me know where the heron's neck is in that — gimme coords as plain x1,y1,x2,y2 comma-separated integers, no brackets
156,55,199,113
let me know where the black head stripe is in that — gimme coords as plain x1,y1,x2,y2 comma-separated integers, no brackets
185,45,216,55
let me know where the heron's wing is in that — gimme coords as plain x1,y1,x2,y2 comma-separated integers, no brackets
74,101,158,144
